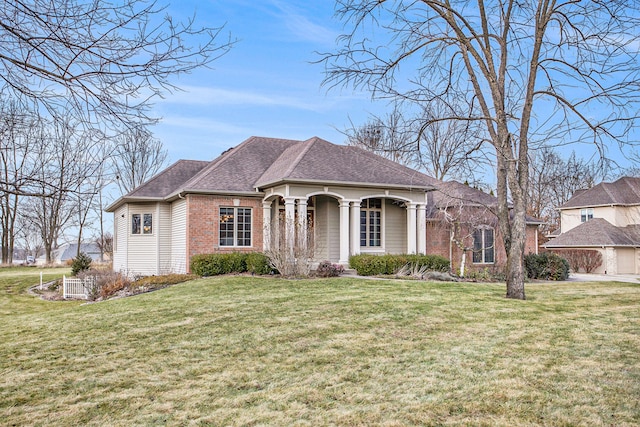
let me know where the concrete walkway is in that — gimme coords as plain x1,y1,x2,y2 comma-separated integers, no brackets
568,273,640,283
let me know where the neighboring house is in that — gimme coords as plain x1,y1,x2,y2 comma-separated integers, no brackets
36,242,103,265
106,136,540,276
544,176,640,274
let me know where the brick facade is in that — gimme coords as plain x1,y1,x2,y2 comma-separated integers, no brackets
184,194,539,274
186,195,264,270
426,215,539,274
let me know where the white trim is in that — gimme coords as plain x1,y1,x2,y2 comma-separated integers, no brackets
406,203,417,254
339,200,351,264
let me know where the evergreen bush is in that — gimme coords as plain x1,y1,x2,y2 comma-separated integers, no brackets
349,254,450,276
190,252,274,276
245,252,274,275
71,252,92,276
524,252,570,281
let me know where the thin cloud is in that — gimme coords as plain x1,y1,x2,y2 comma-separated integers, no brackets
159,115,248,135
162,85,350,112
271,1,339,46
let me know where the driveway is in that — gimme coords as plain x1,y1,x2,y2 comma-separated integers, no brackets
568,273,640,284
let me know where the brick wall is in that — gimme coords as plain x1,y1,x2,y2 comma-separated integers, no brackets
186,195,264,270
425,214,540,274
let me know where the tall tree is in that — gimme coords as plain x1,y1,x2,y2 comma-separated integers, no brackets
0,0,233,129
112,126,168,194
0,97,42,263
22,115,104,263
321,0,640,299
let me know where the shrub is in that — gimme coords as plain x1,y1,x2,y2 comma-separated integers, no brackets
315,260,345,277
190,252,274,276
245,252,273,275
396,263,429,279
349,254,450,276
556,249,603,273
349,254,388,276
71,252,92,276
524,252,570,281
191,254,221,276
78,269,129,300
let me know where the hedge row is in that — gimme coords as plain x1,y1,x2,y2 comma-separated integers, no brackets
190,252,273,276
524,252,570,281
349,254,450,276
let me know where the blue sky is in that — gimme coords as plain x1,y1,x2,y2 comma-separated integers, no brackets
150,0,636,176
152,1,381,162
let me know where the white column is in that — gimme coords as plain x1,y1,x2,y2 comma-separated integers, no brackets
417,204,427,255
297,198,308,252
284,197,296,256
339,200,351,264
406,203,417,254
273,198,281,250
350,201,361,256
262,200,272,251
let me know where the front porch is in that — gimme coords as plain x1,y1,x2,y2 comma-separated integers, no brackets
261,184,430,266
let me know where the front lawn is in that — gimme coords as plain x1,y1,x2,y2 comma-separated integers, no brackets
0,269,638,425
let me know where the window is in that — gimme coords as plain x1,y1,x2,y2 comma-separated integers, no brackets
472,227,494,264
220,207,252,247
360,198,382,247
131,213,153,235
580,208,593,223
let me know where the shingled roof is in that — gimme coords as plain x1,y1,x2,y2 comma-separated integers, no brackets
254,137,436,189
543,218,640,248
561,176,640,209
180,136,297,194
107,136,529,215
120,159,209,199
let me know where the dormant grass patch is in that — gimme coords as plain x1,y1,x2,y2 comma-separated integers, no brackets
0,268,638,426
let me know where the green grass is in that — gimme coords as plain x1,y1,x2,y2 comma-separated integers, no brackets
0,268,639,426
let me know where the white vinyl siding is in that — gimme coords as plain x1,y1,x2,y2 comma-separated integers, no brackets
384,199,406,254
112,205,129,273
314,197,328,261
314,196,340,262
127,203,159,276
158,203,172,274
170,199,187,274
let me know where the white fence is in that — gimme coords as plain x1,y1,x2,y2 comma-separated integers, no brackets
63,275,97,300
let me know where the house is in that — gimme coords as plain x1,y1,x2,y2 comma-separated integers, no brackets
36,242,103,265
544,176,640,274
106,136,540,276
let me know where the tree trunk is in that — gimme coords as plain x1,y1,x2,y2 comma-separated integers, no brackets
505,236,526,300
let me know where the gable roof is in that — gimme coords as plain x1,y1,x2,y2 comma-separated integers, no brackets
561,176,640,209
543,218,640,248
120,159,209,199
180,136,298,194
254,137,436,189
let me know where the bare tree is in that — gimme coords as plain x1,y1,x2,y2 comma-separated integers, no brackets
112,126,168,194
0,97,44,263
0,0,233,129
528,147,599,239
15,214,43,261
414,101,486,182
346,106,416,165
321,1,640,299
22,115,105,263
347,100,486,182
